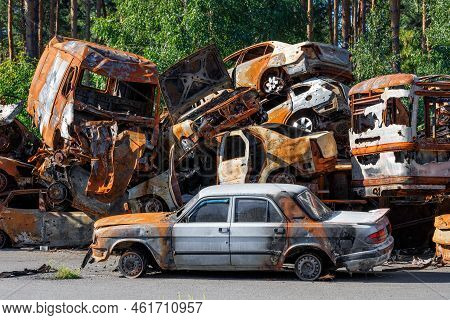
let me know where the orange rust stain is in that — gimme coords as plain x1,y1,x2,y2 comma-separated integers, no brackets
266,105,292,125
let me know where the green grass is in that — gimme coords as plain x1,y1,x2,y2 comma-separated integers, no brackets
54,266,81,280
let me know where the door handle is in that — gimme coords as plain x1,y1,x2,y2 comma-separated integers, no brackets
218,227,230,233
274,227,285,235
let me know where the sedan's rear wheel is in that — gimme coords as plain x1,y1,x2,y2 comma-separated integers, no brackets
294,253,322,281
118,250,148,279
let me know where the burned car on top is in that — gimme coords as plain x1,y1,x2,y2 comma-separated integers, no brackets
224,41,353,95
349,74,450,198
83,184,393,280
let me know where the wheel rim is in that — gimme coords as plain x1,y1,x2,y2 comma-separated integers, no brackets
120,252,145,278
293,117,314,133
297,255,321,280
0,173,8,193
269,172,296,184
47,182,69,205
144,198,165,213
264,76,284,94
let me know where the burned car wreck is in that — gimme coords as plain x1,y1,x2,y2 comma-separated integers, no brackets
0,189,93,249
349,74,450,198
83,184,393,280
224,41,353,95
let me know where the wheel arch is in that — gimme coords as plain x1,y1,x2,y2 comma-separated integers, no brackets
0,229,12,249
110,240,161,270
283,244,335,267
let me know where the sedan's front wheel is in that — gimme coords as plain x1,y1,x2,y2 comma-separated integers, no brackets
118,250,148,279
294,253,322,281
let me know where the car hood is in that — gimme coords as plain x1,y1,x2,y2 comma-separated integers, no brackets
159,45,232,121
94,212,175,229
325,209,390,225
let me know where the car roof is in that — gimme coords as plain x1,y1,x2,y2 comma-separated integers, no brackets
198,183,307,198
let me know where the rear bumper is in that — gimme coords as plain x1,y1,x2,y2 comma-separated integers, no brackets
336,236,394,272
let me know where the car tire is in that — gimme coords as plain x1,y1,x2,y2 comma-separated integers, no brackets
118,250,148,279
294,253,322,281
0,230,10,249
289,111,317,133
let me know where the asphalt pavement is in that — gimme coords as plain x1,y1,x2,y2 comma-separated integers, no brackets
0,249,449,300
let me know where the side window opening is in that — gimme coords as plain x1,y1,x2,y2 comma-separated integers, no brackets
246,133,265,181
224,54,240,70
80,69,108,91
234,198,282,223
61,67,76,97
188,198,229,223
292,85,311,96
241,45,268,63
7,193,40,210
223,135,247,161
385,97,410,127
261,93,289,112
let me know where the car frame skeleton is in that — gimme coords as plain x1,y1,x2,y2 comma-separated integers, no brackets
83,184,393,280
349,74,450,198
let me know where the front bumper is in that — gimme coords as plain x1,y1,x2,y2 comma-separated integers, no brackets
336,236,394,272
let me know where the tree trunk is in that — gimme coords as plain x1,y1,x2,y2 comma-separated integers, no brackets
55,0,59,35
71,0,78,38
333,0,339,45
360,0,366,34
352,0,358,44
341,0,350,49
389,0,400,72
24,0,38,58
307,0,313,41
49,0,55,37
371,0,376,10
38,0,43,55
8,0,15,60
85,0,91,40
328,0,333,44
421,0,428,52
21,0,26,44
96,0,102,17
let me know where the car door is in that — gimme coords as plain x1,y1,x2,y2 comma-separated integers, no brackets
218,131,249,184
230,197,287,268
172,197,231,268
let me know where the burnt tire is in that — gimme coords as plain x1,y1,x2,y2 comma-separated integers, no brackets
118,250,148,279
0,230,10,249
294,253,322,281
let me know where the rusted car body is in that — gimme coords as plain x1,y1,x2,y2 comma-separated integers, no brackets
161,45,265,147
224,41,353,94
0,157,35,194
0,189,93,248
0,102,40,161
349,74,450,197
83,184,393,280
434,214,450,264
26,36,160,209
217,124,337,184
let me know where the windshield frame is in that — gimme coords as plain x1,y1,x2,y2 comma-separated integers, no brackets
295,190,333,221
